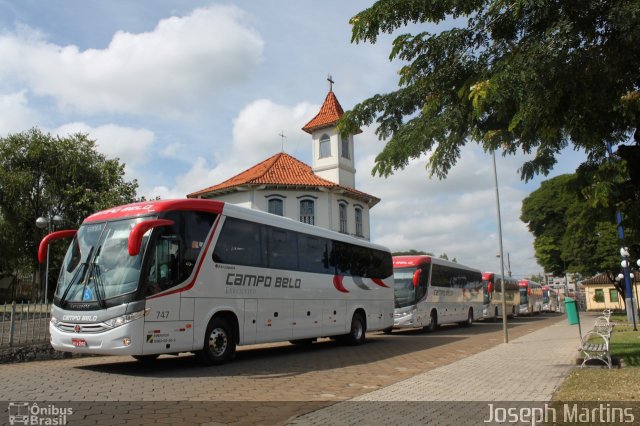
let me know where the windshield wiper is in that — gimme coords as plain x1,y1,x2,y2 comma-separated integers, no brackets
92,263,106,308
60,246,94,306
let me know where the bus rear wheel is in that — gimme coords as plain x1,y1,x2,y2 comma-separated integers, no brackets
460,308,473,327
196,317,236,365
340,312,366,345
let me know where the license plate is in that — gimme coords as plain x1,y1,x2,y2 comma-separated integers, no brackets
72,338,87,347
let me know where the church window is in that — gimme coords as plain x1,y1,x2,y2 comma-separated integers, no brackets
341,135,350,159
268,198,284,216
300,199,315,225
355,207,363,237
319,134,331,158
339,203,348,234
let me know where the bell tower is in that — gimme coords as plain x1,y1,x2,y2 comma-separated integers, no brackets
302,76,358,188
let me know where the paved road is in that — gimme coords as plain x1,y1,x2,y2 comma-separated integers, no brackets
0,314,568,425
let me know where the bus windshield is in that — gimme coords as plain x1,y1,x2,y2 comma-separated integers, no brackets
56,218,151,304
482,279,491,304
393,267,416,308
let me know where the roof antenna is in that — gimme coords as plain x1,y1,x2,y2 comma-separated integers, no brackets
327,74,334,92
279,130,286,152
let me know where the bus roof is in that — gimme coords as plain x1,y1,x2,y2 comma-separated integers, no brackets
519,279,541,287
82,198,390,253
393,255,480,272
83,199,225,223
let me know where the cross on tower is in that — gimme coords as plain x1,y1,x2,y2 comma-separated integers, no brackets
279,131,286,152
327,74,334,92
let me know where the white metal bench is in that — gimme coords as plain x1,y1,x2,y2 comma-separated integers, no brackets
579,330,612,368
593,316,614,339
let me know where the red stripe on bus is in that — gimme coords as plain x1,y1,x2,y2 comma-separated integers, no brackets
333,275,349,293
372,278,389,288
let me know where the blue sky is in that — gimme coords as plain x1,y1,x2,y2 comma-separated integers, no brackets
0,0,588,277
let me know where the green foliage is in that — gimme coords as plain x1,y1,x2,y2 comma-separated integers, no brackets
0,128,138,281
521,172,636,282
392,249,432,256
342,0,640,181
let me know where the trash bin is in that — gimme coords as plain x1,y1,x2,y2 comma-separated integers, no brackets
565,297,579,325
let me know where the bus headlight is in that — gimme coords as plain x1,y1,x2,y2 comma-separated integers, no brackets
103,309,149,329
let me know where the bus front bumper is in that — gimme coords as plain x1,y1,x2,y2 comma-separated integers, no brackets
49,318,144,356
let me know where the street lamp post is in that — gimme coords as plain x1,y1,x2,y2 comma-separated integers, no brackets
491,151,509,344
36,214,63,303
619,247,638,331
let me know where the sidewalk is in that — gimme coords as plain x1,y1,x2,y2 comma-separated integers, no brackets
289,318,580,425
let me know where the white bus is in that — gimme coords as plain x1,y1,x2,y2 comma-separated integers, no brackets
391,256,483,331
40,199,394,365
518,279,543,315
482,272,520,320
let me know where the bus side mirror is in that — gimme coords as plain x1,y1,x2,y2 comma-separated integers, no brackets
38,230,78,263
412,269,422,288
128,219,175,256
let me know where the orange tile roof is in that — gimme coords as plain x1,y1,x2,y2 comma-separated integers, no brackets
302,91,345,134
186,152,379,206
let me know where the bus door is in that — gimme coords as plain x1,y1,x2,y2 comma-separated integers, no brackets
142,232,188,353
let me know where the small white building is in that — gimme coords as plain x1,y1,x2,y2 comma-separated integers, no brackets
187,86,380,240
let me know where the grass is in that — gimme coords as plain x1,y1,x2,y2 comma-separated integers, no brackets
553,320,640,401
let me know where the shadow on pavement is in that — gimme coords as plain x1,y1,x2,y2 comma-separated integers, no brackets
74,313,564,379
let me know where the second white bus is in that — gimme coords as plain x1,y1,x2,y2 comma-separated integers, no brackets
391,256,483,331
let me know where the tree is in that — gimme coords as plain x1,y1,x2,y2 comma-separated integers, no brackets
0,128,138,297
341,0,640,183
392,249,431,256
521,173,634,300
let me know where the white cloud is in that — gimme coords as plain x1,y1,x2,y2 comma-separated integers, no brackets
139,99,320,199
0,91,40,135
0,5,264,116
360,143,543,277
54,122,154,169
230,99,318,165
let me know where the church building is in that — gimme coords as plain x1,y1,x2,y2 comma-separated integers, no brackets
187,82,380,240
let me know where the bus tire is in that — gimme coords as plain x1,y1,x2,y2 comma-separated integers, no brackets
196,317,236,365
424,311,438,332
132,354,159,363
492,307,499,322
341,312,366,345
461,308,473,327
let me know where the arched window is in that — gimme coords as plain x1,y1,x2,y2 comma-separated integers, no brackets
300,199,315,225
341,135,350,159
339,203,348,234
268,198,284,216
355,207,363,237
319,134,331,158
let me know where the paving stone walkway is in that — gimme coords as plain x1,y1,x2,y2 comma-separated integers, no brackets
290,319,580,425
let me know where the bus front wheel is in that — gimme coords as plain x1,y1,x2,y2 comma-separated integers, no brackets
424,311,438,332
196,317,236,365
